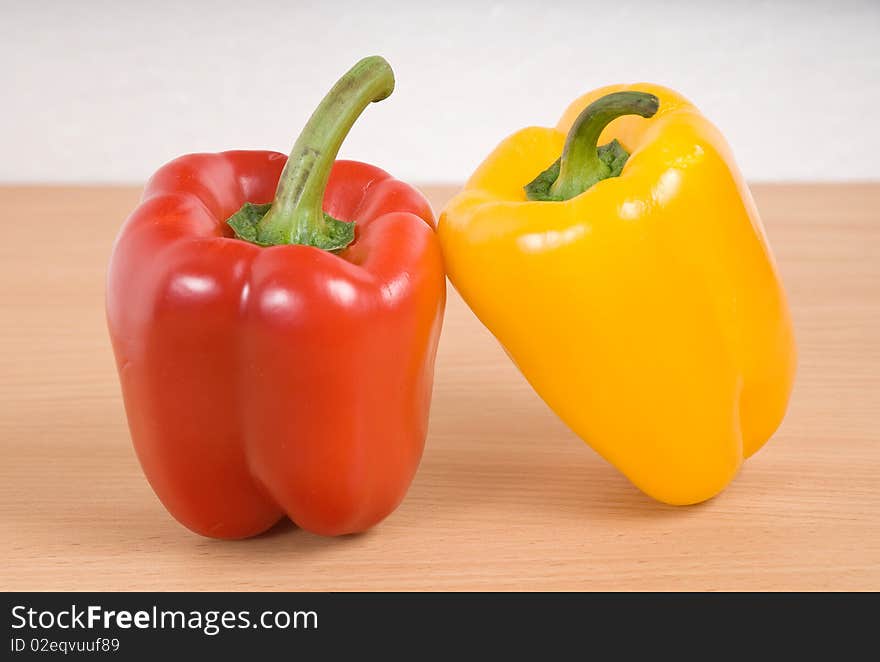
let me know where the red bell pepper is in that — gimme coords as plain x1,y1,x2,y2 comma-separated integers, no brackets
106,57,446,538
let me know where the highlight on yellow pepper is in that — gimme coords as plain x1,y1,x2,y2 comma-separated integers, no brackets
439,83,797,505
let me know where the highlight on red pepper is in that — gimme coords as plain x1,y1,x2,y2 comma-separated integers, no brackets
106,56,446,538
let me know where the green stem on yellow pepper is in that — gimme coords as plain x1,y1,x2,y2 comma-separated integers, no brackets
525,91,659,202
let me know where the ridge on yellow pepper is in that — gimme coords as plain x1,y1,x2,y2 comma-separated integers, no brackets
439,83,797,505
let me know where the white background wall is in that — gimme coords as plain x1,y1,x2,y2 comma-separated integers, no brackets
3,0,878,183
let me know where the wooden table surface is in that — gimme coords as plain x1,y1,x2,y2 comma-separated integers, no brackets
1,183,878,591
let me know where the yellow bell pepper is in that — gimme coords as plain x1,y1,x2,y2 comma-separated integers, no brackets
439,83,796,505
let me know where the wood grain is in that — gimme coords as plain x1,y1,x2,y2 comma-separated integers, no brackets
1,183,878,591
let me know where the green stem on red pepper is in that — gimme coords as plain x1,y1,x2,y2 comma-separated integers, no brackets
524,91,659,202
227,56,395,250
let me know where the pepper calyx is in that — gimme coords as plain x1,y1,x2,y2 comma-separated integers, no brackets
227,202,354,251
225,55,393,250
524,139,630,202
524,91,659,202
